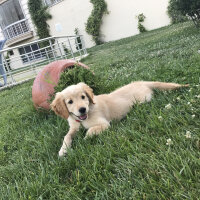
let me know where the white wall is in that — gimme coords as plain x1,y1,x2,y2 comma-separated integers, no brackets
1,0,170,47
47,0,95,48
101,0,170,42
47,0,170,48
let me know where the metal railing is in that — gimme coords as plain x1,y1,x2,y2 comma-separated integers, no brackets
2,19,30,40
0,35,88,90
43,0,63,7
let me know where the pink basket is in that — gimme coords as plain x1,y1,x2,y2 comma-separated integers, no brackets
32,59,89,110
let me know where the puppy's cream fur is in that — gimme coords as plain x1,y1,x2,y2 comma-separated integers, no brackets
51,81,188,156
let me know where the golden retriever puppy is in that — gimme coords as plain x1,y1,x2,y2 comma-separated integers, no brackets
51,81,188,156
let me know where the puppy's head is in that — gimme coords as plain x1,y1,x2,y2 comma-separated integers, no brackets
51,82,94,121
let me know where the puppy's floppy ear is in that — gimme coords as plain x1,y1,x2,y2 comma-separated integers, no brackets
79,82,95,104
50,92,69,119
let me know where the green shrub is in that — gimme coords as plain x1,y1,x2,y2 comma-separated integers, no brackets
168,0,189,23
51,65,107,102
168,0,200,24
138,23,147,33
61,43,69,55
28,0,52,44
136,14,147,33
74,28,83,50
85,0,108,45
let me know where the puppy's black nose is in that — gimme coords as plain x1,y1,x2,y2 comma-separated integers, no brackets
79,107,86,114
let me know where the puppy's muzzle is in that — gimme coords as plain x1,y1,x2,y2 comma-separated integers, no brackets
79,107,86,114
77,107,87,121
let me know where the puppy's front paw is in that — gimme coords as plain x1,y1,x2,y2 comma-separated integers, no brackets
58,147,67,157
84,127,98,139
84,134,91,140
84,130,94,140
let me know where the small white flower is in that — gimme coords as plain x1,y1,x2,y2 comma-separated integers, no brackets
187,102,191,105
166,138,173,146
192,114,195,118
195,95,200,99
188,89,192,92
165,103,172,109
157,51,161,55
185,131,192,139
176,97,181,101
158,116,163,121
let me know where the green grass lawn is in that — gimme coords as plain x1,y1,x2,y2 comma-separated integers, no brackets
0,21,200,199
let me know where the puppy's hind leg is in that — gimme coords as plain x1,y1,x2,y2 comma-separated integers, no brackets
134,87,153,104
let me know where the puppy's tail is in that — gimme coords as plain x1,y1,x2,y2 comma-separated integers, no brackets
145,81,189,91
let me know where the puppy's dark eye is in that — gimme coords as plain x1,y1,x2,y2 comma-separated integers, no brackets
68,100,73,104
81,95,85,100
